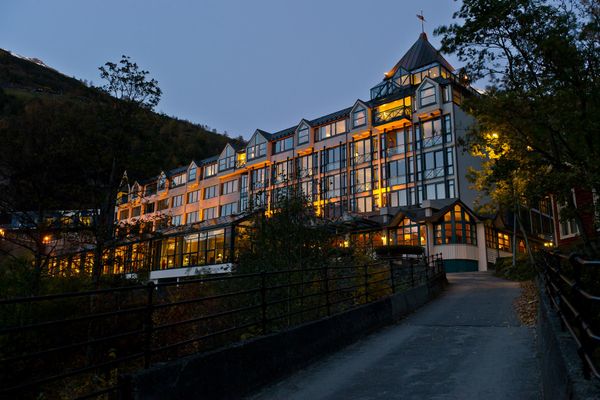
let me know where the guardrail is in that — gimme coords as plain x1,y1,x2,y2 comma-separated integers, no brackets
0,254,444,399
537,251,600,380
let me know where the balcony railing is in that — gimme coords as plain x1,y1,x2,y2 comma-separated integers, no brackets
373,105,412,126
386,145,405,157
423,167,445,180
352,153,373,165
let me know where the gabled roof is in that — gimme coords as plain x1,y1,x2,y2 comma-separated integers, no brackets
166,165,188,177
385,33,454,79
271,126,297,140
309,107,352,126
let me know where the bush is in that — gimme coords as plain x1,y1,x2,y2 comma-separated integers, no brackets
494,256,536,281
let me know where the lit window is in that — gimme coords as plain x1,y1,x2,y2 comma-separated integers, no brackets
317,120,346,141
433,205,477,245
204,164,217,178
171,174,185,188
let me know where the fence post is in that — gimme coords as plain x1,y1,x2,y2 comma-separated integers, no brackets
410,261,415,287
143,281,155,369
324,265,331,316
363,264,369,303
389,260,395,294
260,271,267,334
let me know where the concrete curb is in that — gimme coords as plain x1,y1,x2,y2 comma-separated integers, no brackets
120,276,447,400
536,277,600,400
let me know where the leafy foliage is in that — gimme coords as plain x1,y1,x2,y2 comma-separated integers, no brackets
435,0,600,252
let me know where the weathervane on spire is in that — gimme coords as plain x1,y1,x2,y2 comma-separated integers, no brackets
416,11,426,33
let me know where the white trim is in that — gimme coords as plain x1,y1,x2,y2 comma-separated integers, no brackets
149,263,234,281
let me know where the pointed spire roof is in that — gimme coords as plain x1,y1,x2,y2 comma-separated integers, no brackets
385,32,454,80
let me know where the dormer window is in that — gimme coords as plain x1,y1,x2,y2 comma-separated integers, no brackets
352,107,366,128
157,174,166,191
171,174,185,188
204,163,217,178
218,145,236,172
246,133,267,161
188,165,197,182
298,125,309,145
317,120,346,141
419,82,436,107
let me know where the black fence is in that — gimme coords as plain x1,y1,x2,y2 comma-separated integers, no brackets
0,255,444,399
537,251,600,380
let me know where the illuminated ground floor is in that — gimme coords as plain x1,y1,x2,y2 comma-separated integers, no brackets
49,199,552,281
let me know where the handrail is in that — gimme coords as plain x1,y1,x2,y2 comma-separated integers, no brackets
537,251,600,380
0,255,445,399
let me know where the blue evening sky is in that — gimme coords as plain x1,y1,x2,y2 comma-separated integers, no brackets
1,0,461,139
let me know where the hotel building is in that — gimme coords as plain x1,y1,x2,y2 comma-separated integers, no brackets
92,33,554,280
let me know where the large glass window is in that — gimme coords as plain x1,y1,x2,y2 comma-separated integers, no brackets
390,218,426,246
322,145,346,172
251,167,269,190
204,164,217,178
188,165,197,182
322,173,347,199
171,174,185,188
434,205,477,245
274,137,294,154
498,232,511,251
353,107,366,128
298,125,309,145
187,190,199,204
247,142,267,160
352,196,373,213
317,119,346,141
221,179,239,195
297,153,317,178
186,211,199,224
220,202,237,217
419,82,436,107
272,161,291,184
351,138,372,164
202,206,217,221
171,215,182,226
388,159,407,186
351,167,372,193
423,150,445,180
204,185,218,199
171,195,183,208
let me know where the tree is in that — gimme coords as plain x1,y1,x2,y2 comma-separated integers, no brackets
98,55,162,111
435,0,600,253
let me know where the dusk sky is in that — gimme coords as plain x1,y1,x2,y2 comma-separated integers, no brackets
1,1,462,139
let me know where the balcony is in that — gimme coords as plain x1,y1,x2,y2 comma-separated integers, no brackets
373,105,412,126
352,153,373,165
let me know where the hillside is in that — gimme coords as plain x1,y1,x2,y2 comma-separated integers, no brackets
0,49,244,212
0,48,243,168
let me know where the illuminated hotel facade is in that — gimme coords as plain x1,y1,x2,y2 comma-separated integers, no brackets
103,33,554,279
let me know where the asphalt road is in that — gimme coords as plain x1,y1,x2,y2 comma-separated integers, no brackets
248,272,541,400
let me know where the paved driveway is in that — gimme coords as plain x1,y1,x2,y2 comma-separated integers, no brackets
249,272,541,400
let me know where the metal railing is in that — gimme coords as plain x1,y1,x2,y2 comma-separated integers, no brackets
373,105,412,126
0,255,444,399
537,251,600,380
